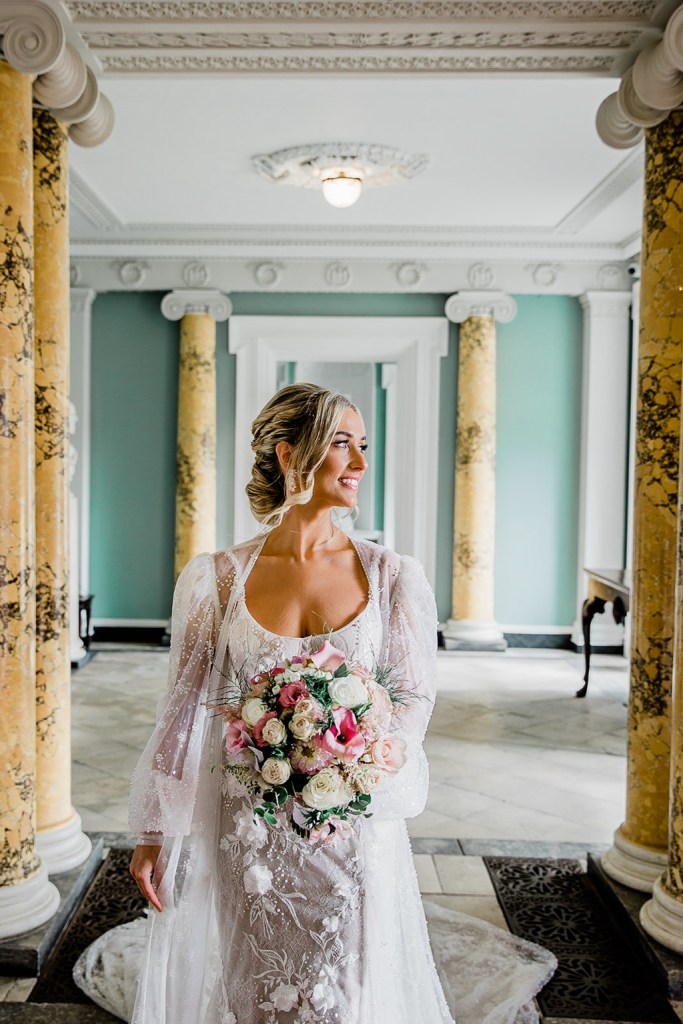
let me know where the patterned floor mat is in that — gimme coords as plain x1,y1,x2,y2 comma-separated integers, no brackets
484,856,678,1023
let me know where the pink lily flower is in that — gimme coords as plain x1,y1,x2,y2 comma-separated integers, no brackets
310,640,346,672
323,707,366,762
224,720,251,755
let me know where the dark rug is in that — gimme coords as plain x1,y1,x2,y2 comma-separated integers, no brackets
28,848,146,1006
484,856,678,1023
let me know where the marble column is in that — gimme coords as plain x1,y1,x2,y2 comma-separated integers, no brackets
161,290,231,577
602,112,683,893
442,292,517,651
571,291,632,651
637,112,683,946
32,109,91,874
0,61,60,938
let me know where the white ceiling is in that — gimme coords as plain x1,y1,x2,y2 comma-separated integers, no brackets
62,0,667,292
70,76,634,234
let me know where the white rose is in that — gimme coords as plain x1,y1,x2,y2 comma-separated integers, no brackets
261,717,287,746
289,713,316,741
243,863,272,894
232,808,267,849
242,698,269,727
261,757,292,786
311,980,335,1013
271,983,299,1012
328,674,369,709
301,767,353,811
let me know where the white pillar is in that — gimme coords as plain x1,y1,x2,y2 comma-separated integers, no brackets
381,363,397,551
69,287,95,598
571,291,632,649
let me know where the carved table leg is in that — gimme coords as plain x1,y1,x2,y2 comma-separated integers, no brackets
576,596,607,698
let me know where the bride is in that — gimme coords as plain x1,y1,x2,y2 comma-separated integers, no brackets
74,383,555,1024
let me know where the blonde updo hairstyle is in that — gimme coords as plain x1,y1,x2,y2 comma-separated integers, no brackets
246,383,357,528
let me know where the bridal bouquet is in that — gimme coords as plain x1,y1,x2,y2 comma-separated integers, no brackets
212,640,406,845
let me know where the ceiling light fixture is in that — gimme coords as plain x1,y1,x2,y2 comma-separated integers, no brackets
321,171,363,208
253,143,429,209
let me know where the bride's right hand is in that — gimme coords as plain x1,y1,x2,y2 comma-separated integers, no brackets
130,844,163,912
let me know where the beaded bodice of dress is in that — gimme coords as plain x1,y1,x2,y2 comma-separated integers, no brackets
224,540,384,686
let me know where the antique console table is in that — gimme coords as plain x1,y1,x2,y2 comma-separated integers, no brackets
577,568,630,698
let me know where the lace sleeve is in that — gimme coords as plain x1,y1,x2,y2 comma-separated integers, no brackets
372,553,438,820
128,552,220,838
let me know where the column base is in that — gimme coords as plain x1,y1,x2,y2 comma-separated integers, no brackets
442,618,507,652
640,876,683,955
601,826,667,893
37,810,92,875
0,863,60,941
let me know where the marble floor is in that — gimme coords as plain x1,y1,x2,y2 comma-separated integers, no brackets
1,646,633,1015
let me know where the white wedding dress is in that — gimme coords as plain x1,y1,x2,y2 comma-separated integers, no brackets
74,536,556,1024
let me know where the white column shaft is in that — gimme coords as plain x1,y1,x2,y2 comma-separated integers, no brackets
69,288,95,597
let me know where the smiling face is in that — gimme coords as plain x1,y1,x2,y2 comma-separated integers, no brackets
311,406,368,510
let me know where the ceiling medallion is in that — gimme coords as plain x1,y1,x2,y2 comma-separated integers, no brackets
253,142,429,208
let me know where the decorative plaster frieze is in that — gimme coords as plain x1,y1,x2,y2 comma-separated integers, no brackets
445,291,517,323
527,262,560,286
67,255,634,297
182,261,210,287
65,1,659,22
324,262,352,288
598,263,624,288
251,262,282,287
97,52,619,74
114,260,149,287
395,262,425,287
467,262,494,288
160,289,232,321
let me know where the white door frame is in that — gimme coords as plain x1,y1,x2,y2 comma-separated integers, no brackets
228,315,448,585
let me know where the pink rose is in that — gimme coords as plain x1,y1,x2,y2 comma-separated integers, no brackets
310,640,346,672
225,720,250,755
322,707,366,762
370,736,407,774
278,681,309,708
252,711,278,747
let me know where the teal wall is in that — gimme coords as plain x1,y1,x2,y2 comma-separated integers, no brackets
88,291,581,627
495,296,583,625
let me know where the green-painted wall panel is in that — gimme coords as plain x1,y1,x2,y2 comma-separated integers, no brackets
494,295,583,625
90,292,178,619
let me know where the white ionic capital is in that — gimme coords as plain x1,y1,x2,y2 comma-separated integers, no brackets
444,292,517,325
161,290,232,323
595,92,644,150
0,2,65,76
33,43,87,108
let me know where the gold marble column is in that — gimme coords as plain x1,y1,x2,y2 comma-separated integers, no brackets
160,290,232,577
442,292,517,651
33,109,91,874
602,112,683,893
636,112,683,945
0,61,59,938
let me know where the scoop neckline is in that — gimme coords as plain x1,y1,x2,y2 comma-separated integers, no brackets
240,532,372,642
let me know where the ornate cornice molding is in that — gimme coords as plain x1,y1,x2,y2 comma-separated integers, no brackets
160,289,232,321
95,52,620,74
445,291,518,323
65,2,659,21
